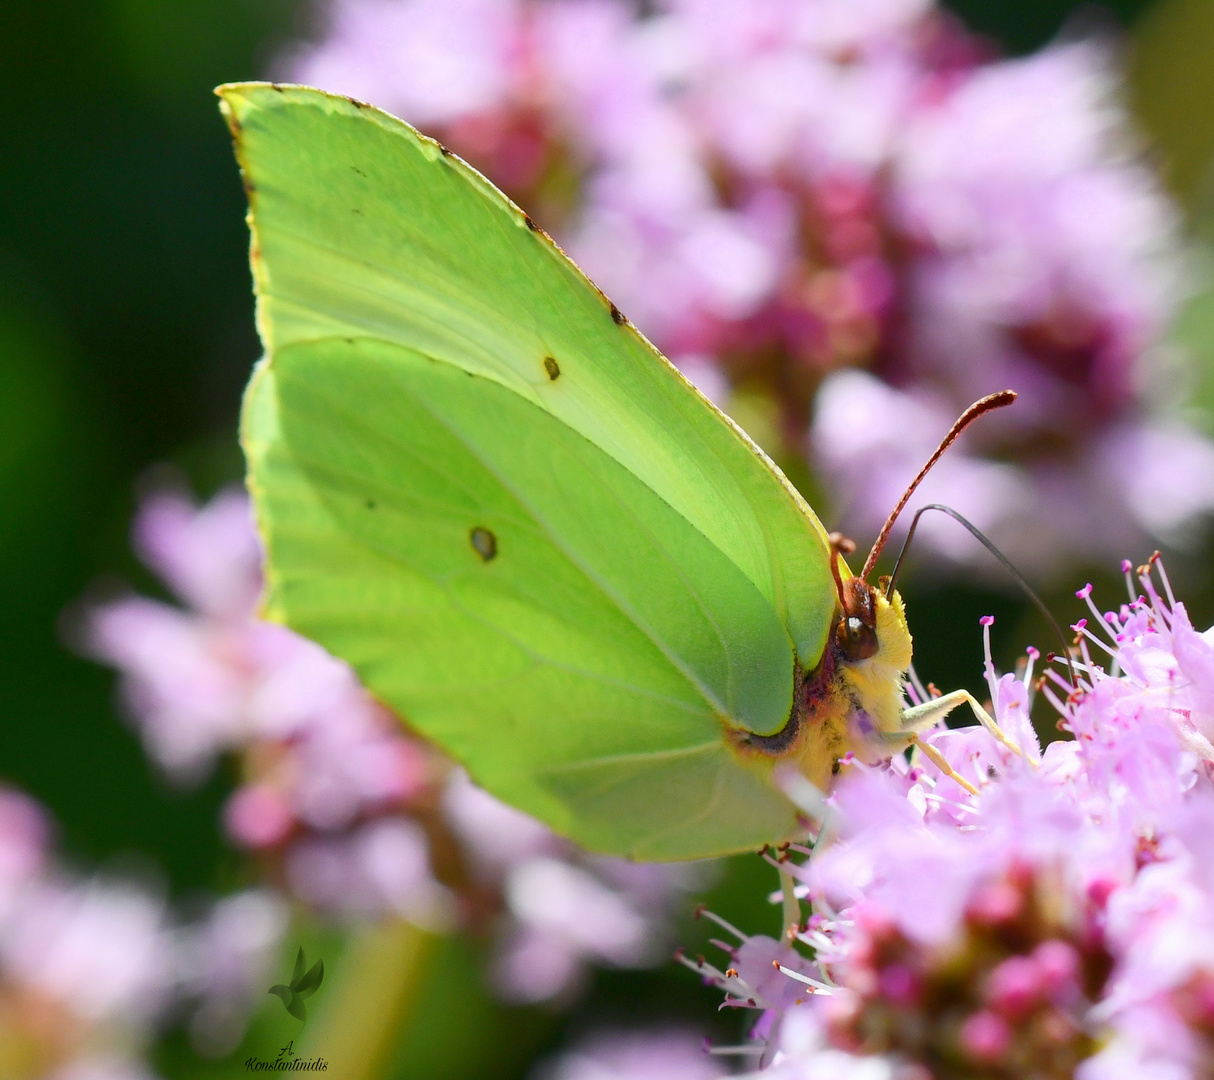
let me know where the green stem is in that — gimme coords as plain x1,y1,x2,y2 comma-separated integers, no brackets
778,866,801,943
298,918,435,1079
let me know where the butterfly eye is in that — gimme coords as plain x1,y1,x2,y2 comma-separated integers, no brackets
838,615,879,661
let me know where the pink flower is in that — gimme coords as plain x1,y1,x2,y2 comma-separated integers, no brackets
0,787,285,1075
132,486,261,619
813,40,1197,577
284,0,1206,578
544,1029,726,1080
85,485,377,782
958,1009,1011,1061
174,889,288,1057
0,787,49,923
678,560,1214,1078
284,818,452,927
445,770,709,1003
288,0,528,128
0,792,174,1079
3,880,172,1023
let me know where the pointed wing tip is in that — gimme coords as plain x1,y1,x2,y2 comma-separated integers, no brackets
215,81,383,119
213,80,250,99
214,82,311,129
214,81,266,116
214,80,296,99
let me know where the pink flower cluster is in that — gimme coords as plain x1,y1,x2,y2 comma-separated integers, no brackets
0,784,286,1074
542,1029,727,1080
283,0,1207,577
670,559,1214,1078
0,785,166,1080
85,485,705,1004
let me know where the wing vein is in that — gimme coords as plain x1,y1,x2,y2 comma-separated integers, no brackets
293,367,738,716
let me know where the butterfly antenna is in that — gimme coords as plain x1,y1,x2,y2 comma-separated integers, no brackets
860,390,1017,581
828,532,856,608
885,503,1077,690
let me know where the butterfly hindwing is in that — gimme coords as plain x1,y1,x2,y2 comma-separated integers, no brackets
246,338,802,855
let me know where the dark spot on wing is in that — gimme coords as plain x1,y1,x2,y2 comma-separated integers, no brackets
365,499,377,510
439,144,453,158
351,166,367,177
270,83,285,93
610,302,625,326
543,356,560,381
470,527,497,562
347,96,369,109
524,214,540,232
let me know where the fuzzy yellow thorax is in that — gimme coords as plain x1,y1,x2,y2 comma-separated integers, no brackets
838,586,913,737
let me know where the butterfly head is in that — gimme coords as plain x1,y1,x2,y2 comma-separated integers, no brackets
810,389,1020,766
729,535,913,790
733,393,1019,806
830,538,913,743
819,534,910,732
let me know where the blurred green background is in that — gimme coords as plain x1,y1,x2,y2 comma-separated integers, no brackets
2,0,1213,1075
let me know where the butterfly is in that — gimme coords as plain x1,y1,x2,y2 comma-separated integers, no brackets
221,83,1006,861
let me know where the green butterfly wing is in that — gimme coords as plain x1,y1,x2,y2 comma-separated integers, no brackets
223,82,838,859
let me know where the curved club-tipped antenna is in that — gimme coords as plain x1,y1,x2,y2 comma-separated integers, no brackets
860,390,1017,581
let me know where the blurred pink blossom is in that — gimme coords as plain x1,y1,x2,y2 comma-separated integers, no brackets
3,880,172,1024
285,0,633,226
0,780,286,1073
0,787,174,1079
173,889,289,1057
541,1029,727,1080
0,788,49,925
283,818,452,927
46,1063,162,1080
284,0,1210,576
444,769,708,1003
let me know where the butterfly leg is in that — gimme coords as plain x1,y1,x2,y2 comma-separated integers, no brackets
897,689,1025,757
907,735,979,795
870,723,980,795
